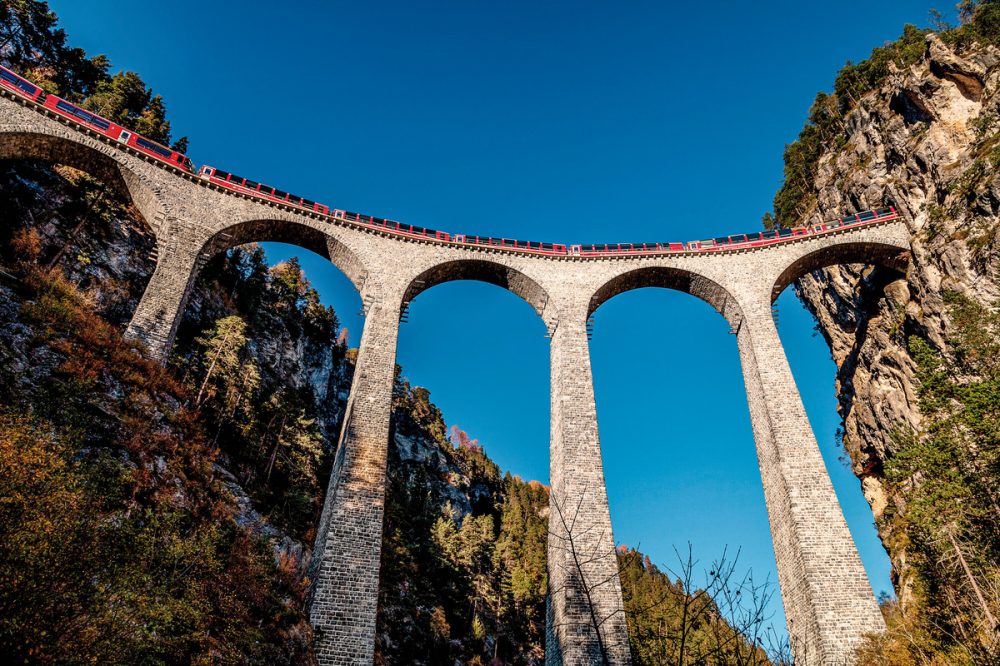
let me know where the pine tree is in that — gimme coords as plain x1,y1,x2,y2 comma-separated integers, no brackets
192,315,251,408
83,71,186,149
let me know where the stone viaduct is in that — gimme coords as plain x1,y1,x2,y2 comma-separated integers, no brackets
0,88,911,665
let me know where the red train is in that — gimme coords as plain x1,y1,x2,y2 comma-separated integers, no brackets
0,64,900,258
1,65,192,172
199,165,329,215
570,208,897,256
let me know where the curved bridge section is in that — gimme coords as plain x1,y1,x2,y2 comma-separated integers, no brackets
0,88,912,666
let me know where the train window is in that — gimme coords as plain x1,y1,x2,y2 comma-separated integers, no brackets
876,208,891,216
841,215,856,224
213,170,230,180
301,199,315,208
714,237,729,246
411,226,425,235
762,230,777,239
541,243,553,250
57,100,111,130
859,211,875,221
85,111,108,129
273,190,288,200
259,186,274,196
777,228,792,237
135,136,172,158
244,180,259,190
1,70,37,95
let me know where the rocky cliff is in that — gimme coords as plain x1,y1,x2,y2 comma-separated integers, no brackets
772,12,1000,660
794,29,998,542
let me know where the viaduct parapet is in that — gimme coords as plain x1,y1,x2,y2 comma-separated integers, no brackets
0,89,911,665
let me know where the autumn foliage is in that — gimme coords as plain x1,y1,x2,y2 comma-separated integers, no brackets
0,261,312,664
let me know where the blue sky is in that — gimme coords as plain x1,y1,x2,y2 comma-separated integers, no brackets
49,0,952,636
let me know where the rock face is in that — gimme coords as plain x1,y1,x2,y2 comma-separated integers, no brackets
790,33,1000,599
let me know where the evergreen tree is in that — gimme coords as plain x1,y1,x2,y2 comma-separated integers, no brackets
0,0,106,97
84,71,187,150
192,314,251,408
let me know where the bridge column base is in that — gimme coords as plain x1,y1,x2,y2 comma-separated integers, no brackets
547,306,631,666
308,296,399,666
126,237,202,360
734,300,884,665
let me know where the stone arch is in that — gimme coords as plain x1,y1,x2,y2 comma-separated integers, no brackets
770,241,910,302
199,218,369,294
588,265,744,326
0,128,166,237
401,259,551,319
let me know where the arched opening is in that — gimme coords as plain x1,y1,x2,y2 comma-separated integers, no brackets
381,261,550,663
200,219,368,295
0,131,160,329
401,259,550,316
770,241,910,302
588,267,792,660
166,232,365,609
0,129,165,230
769,241,910,609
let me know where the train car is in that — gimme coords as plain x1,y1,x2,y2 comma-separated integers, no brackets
122,130,193,171
44,94,126,139
453,235,565,254
333,211,449,241
530,241,567,255
398,222,450,242
44,94,193,172
0,65,44,102
200,166,329,215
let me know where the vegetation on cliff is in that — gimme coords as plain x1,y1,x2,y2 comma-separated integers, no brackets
857,294,1000,663
0,0,186,149
766,1,1000,228
0,233,312,663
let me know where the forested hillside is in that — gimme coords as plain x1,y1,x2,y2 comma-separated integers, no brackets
0,2,778,664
